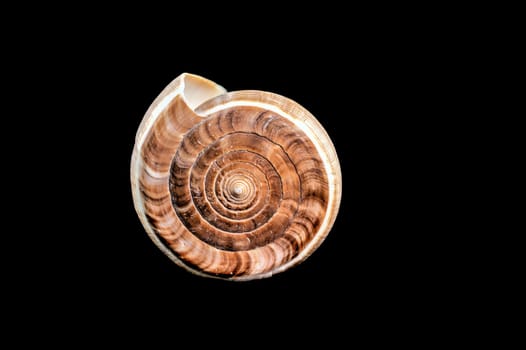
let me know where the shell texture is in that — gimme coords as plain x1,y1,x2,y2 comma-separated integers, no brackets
131,73,341,280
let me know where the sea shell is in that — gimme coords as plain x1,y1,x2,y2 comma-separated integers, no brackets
130,73,342,281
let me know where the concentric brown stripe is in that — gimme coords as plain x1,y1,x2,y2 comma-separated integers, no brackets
170,124,302,251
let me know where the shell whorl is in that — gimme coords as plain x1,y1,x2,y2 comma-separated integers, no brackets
131,73,341,281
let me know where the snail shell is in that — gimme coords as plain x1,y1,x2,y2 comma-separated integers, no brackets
130,73,341,281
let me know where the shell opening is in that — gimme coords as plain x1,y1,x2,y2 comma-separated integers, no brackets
181,73,227,111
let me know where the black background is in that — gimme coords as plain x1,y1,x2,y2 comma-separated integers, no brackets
11,11,469,342
71,49,439,316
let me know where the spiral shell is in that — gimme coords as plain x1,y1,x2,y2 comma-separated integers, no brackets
131,73,341,280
